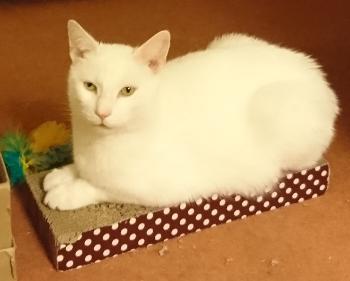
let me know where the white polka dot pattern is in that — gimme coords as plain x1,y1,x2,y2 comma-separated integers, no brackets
56,163,329,270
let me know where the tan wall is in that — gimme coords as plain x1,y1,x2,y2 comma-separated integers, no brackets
0,156,16,281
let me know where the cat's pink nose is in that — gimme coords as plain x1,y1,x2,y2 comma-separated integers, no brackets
95,110,111,120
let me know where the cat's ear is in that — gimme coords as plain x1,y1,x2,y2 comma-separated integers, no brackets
134,30,171,72
67,20,98,62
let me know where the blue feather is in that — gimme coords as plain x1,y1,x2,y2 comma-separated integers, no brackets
2,151,25,185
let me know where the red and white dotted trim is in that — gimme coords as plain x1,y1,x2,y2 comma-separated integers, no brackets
56,163,329,270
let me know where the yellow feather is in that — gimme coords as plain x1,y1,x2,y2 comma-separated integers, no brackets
20,156,34,172
30,121,71,153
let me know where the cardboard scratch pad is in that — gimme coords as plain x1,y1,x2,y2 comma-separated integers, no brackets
22,162,330,271
0,156,16,281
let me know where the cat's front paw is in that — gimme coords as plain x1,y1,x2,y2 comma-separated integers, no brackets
43,167,75,192
44,183,81,210
43,179,103,210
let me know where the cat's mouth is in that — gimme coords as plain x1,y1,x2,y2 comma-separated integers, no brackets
95,123,111,129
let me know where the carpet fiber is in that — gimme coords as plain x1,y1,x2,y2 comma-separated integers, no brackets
1,1,349,280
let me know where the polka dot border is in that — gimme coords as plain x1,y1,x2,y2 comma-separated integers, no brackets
56,163,329,270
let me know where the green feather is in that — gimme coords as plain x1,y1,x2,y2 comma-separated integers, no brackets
0,130,73,186
0,132,30,153
33,143,73,172
0,132,32,185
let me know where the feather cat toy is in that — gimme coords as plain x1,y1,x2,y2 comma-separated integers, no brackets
0,121,72,185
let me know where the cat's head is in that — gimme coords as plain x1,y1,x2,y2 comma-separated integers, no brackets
67,20,170,132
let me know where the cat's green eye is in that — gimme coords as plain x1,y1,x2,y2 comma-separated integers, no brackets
83,81,97,92
119,86,137,97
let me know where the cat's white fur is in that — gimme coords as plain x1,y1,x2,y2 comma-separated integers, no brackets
43,20,339,210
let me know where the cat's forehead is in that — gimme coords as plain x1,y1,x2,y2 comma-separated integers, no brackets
90,44,134,70
72,43,141,82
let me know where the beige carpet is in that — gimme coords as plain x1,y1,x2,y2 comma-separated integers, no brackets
1,1,349,280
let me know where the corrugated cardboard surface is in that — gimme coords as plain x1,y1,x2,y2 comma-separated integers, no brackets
1,0,350,280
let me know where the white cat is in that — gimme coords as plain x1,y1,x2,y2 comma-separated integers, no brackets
43,20,339,210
